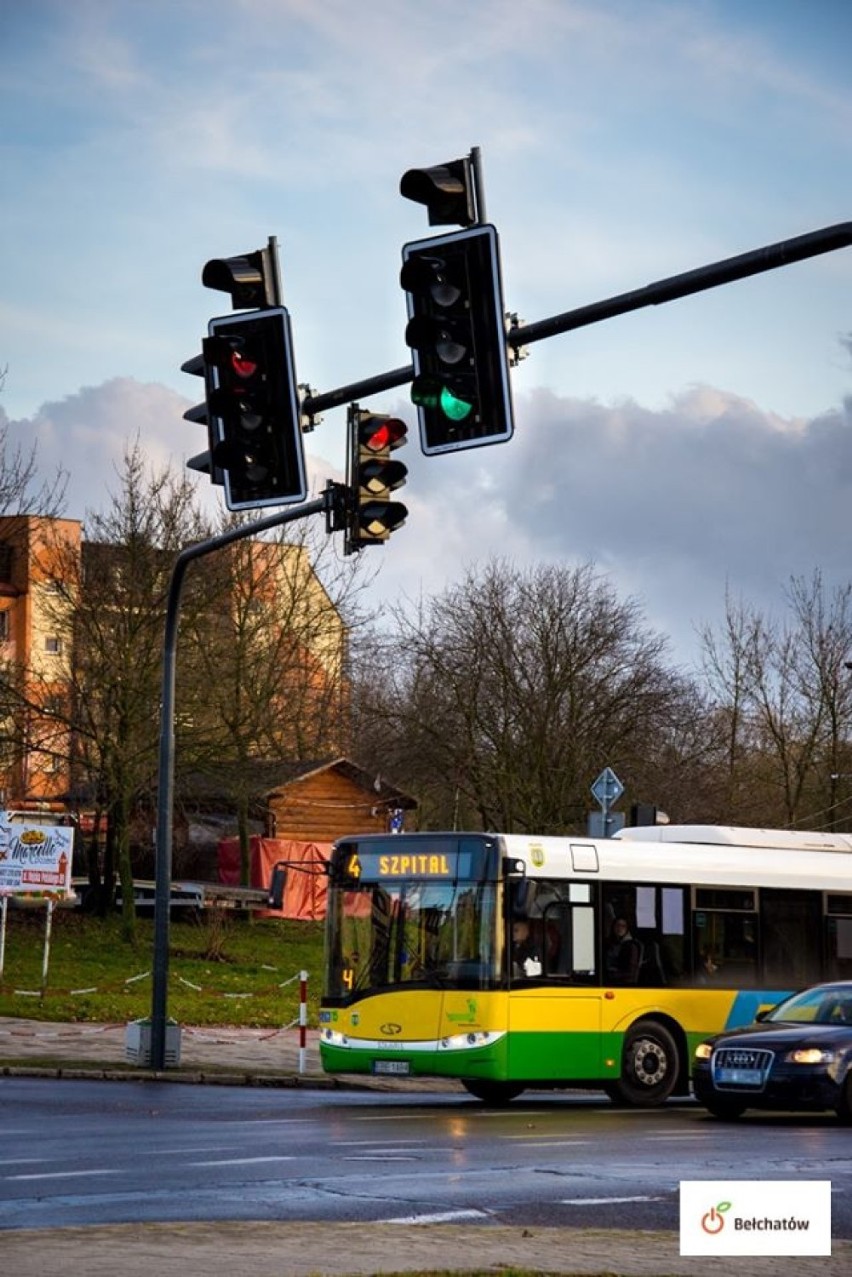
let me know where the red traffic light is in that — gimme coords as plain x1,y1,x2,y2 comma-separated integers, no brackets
359,416,407,453
230,348,258,379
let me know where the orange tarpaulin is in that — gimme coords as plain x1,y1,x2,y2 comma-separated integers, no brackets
218,836,331,919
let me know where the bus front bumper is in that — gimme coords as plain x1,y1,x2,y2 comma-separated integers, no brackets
319,1027,507,1079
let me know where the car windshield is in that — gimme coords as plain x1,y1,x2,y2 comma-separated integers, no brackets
766,985,852,1025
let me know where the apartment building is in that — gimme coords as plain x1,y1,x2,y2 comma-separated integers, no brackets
0,515,348,813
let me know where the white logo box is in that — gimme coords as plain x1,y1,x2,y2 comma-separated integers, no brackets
680,1180,831,1256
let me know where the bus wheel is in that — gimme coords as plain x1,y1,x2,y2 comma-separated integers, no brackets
609,1019,679,1107
462,1080,525,1104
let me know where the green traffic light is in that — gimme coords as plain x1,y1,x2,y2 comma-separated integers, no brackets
439,385,473,421
411,376,474,422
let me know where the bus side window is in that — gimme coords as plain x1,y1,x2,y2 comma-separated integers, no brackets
637,935,666,986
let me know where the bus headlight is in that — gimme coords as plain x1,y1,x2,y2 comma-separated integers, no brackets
439,1030,496,1051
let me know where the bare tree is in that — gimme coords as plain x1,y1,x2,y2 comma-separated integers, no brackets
698,572,852,829
698,588,768,821
3,444,212,942
786,572,852,827
178,514,372,882
0,372,67,518
352,559,698,833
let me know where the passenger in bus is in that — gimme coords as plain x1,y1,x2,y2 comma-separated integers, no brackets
698,947,721,981
511,918,542,977
604,917,641,984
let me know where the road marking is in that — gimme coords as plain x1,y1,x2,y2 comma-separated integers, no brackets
185,1156,295,1167
645,1133,710,1141
332,1139,423,1146
341,1155,421,1161
381,1209,490,1224
8,1169,118,1181
510,1140,594,1148
218,1118,312,1125
503,1134,592,1143
561,1195,665,1205
351,1113,450,1121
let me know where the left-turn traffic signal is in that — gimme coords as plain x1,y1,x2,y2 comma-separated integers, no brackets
346,408,408,553
203,309,307,511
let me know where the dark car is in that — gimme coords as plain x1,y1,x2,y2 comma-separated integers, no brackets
692,980,852,1122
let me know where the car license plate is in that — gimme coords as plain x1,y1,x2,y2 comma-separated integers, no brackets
716,1067,761,1085
372,1059,410,1076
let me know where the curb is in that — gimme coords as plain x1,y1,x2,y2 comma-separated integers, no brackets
0,1060,462,1092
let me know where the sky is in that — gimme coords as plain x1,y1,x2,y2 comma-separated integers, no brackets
1,0,851,668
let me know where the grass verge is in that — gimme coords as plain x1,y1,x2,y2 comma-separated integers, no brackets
0,904,324,1027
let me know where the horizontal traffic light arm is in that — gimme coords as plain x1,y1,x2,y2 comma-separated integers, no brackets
508,221,852,351
301,221,851,422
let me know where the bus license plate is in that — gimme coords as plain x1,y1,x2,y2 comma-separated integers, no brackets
372,1060,410,1076
717,1067,761,1086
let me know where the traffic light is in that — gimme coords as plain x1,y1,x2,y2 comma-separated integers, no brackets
202,308,307,511
400,224,514,455
346,407,408,553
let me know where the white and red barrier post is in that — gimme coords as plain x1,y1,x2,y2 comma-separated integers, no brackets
298,969,308,1074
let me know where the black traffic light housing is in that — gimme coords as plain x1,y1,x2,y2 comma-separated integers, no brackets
183,351,225,486
203,308,307,511
201,246,279,309
345,407,408,553
399,157,475,227
401,224,514,455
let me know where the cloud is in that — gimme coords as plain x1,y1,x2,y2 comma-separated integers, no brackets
365,380,852,662
6,371,851,664
6,377,346,525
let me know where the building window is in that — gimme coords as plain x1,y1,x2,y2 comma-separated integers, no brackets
0,611,9,642
44,635,63,654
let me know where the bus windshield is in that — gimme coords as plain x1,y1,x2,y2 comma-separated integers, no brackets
324,835,501,999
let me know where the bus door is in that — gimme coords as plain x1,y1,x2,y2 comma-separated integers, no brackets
508,881,603,1081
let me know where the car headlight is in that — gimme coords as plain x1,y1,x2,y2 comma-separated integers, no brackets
694,1042,713,1061
785,1048,835,1065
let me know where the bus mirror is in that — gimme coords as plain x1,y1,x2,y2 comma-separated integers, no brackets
267,862,287,909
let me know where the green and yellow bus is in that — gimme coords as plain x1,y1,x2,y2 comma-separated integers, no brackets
318,825,852,1104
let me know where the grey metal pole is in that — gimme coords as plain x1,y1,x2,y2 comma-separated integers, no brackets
150,495,327,1070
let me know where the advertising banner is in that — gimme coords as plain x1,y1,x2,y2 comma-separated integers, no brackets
0,818,75,896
